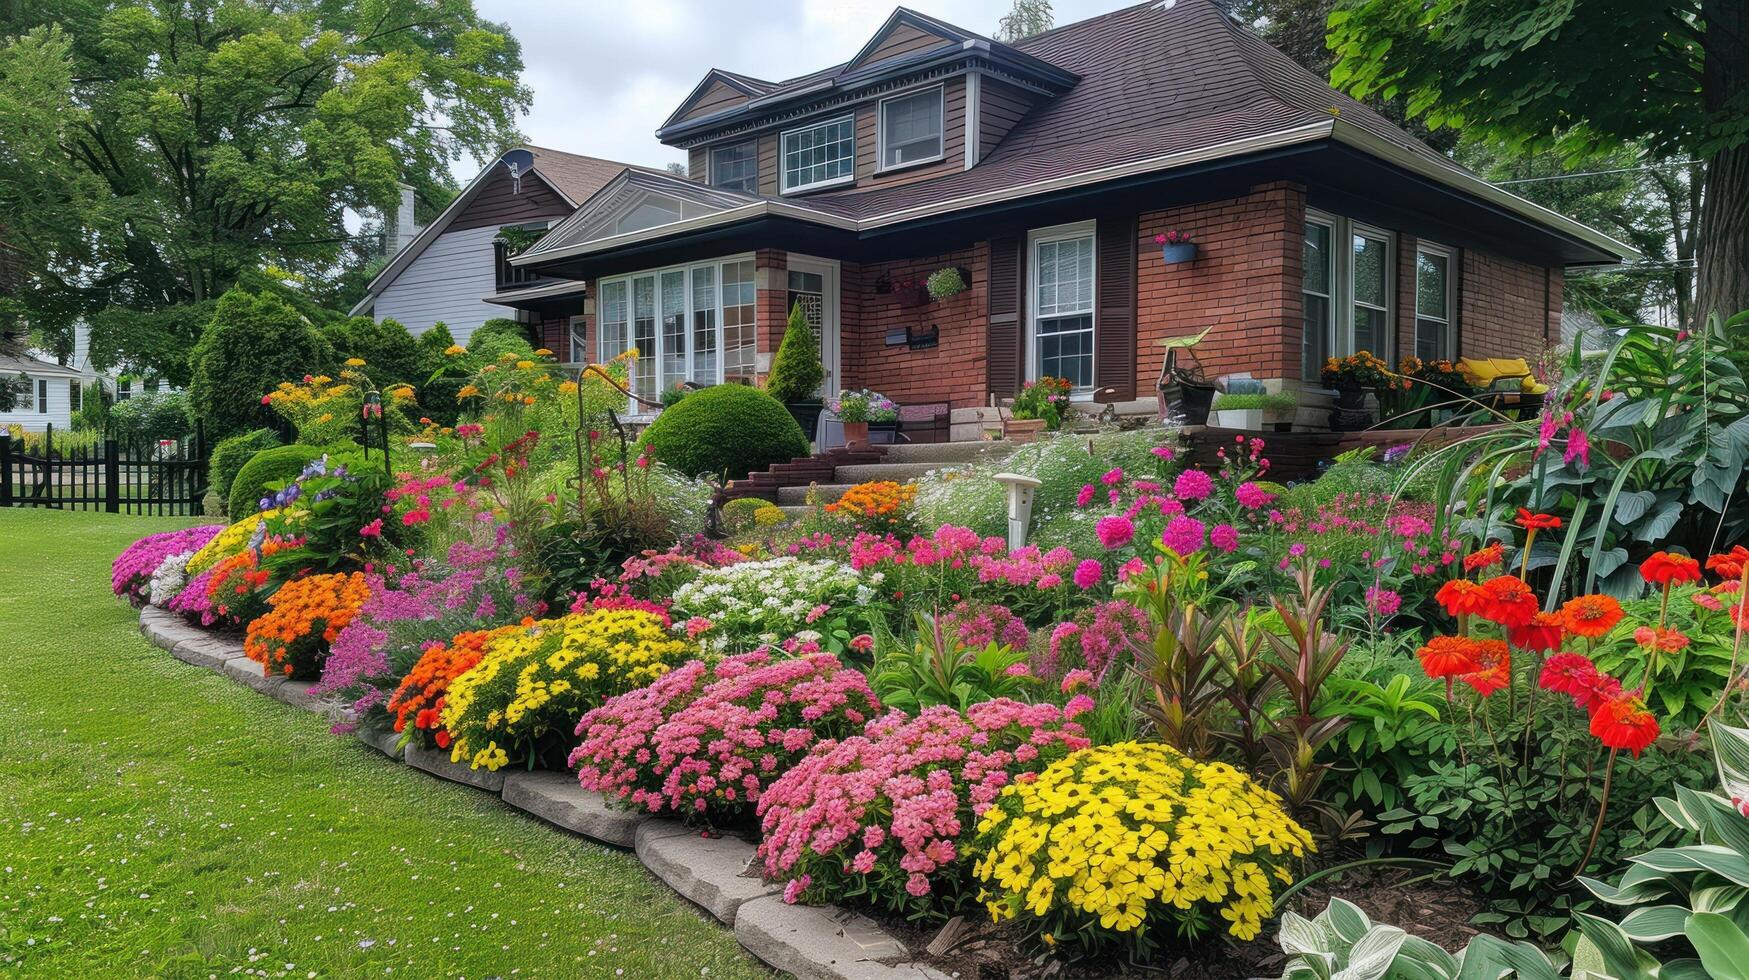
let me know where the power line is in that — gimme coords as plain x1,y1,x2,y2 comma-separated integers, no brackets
1492,161,1698,185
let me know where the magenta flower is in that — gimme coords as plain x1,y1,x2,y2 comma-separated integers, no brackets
1235,481,1275,510
1095,515,1135,550
1173,468,1214,501
1564,427,1591,469
1366,586,1402,618
1072,559,1103,590
1076,484,1095,507
1162,515,1207,555
1100,467,1124,486
1209,523,1240,553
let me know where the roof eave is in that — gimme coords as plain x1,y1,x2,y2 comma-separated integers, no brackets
511,200,858,267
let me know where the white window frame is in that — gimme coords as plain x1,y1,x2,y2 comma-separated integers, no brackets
708,141,759,194
779,114,856,195
876,83,945,173
1304,208,1396,383
567,315,589,366
596,253,758,411
1026,220,1098,395
1413,242,1456,362
1302,214,1336,382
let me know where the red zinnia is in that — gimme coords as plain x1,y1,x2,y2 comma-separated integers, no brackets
1479,574,1540,628
1560,594,1624,639
1539,652,1603,709
1458,639,1512,697
1464,543,1505,573
1437,579,1490,619
1508,611,1565,652
1589,695,1660,757
1641,551,1702,587
1417,635,1482,679
1708,546,1749,582
1515,509,1562,532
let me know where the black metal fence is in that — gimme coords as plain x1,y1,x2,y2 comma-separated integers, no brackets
0,422,210,516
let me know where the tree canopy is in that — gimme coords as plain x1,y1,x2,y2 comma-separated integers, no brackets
0,0,529,378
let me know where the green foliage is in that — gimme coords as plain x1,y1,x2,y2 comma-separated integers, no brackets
924,266,968,300
87,302,219,390
323,317,431,389
70,380,111,432
107,390,192,444
208,428,282,512
721,496,772,532
638,383,808,482
419,322,457,357
461,322,535,365
1592,585,1741,727
870,614,1036,713
1213,391,1297,412
0,1,529,373
1272,897,1561,980
189,289,334,440
765,303,824,403
227,443,326,519
470,318,533,349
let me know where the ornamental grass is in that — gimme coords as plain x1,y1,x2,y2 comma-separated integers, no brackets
243,571,374,680
972,741,1313,953
439,608,693,772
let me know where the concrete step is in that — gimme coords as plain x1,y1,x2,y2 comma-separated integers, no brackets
880,440,1016,464
832,461,957,483
776,483,854,505
776,504,813,521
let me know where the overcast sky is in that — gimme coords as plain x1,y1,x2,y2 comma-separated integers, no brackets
465,0,1134,177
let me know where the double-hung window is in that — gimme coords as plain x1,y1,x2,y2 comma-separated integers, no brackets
36,379,48,414
709,142,759,194
1029,221,1096,390
596,257,760,407
1414,244,1454,361
1301,210,1398,381
879,86,943,170
780,115,855,193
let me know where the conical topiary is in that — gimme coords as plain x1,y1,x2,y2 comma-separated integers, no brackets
765,301,824,403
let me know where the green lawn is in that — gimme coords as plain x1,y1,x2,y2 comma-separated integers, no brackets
0,508,770,979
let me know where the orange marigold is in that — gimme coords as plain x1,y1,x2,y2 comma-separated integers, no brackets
1478,574,1539,628
1463,543,1505,573
1417,635,1482,680
244,572,374,680
386,627,517,750
823,480,917,533
1436,579,1490,619
1457,639,1512,697
1560,594,1624,639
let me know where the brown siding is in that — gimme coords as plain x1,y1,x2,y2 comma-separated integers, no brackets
687,146,709,183
450,168,574,231
757,134,779,197
679,78,751,123
852,22,951,70
840,244,989,406
1395,233,1419,361
986,236,1022,400
850,77,966,188
978,78,1038,159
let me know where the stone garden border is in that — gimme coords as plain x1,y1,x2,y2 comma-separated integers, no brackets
137,606,950,980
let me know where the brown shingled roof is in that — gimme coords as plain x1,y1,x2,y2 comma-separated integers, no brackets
525,146,651,205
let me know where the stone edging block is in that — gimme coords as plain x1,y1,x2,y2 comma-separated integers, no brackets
355,725,404,760
270,679,319,710
733,896,947,980
170,634,242,670
634,821,781,926
405,743,507,793
222,656,286,695
501,770,644,848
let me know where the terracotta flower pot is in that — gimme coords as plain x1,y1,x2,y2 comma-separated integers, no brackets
842,420,869,446
1004,417,1048,444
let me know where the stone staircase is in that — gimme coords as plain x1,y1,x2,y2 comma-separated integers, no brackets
772,440,1017,517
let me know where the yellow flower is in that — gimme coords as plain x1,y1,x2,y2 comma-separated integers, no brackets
516,359,535,370
444,344,466,356
344,357,366,367
534,348,554,357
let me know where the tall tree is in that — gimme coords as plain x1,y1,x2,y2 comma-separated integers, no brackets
996,0,1054,42
0,0,529,383
1327,0,1749,324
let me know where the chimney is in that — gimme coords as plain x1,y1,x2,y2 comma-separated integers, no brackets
390,183,420,253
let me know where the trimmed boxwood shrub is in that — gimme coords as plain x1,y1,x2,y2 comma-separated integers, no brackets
210,428,283,513
228,444,325,519
189,289,334,439
639,384,808,482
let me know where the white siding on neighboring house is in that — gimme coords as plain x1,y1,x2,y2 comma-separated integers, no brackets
374,226,503,345
0,371,81,433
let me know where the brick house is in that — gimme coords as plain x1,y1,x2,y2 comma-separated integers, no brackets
505,1,1632,433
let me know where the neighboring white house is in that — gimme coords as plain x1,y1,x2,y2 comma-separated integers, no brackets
350,146,638,347
0,323,108,433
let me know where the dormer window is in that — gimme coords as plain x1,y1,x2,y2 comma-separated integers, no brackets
880,86,944,170
780,115,855,194
710,142,759,194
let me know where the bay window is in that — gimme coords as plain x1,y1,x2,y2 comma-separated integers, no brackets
1301,209,1397,381
1029,221,1096,390
596,257,759,407
781,115,855,193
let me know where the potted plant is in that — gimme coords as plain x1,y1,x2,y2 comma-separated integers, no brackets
1210,391,1296,430
766,302,826,440
1156,230,1197,264
887,274,929,308
830,388,897,446
1319,351,1390,409
925,266,970,301
1006,376,1073,443
1154,328,1216,424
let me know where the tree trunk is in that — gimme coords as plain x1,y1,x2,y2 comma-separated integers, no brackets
1695,0,1749,324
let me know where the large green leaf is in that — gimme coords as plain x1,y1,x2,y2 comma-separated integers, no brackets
1714,724,1749,802
1631,846,1749,886
1685,911,1749,979
1634,499,1685,543
1335,925,1407,980
1621,904,1697,942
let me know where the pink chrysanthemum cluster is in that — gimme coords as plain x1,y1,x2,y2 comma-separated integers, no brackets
1041,599,1153,679
939,602,1030,650
756,699,1089,915
572,651,878,819
111,525,225,606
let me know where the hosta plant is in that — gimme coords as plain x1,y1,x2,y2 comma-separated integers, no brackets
1272,897,1559,980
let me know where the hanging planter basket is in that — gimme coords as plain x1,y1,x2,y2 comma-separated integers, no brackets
1160,242,1199,264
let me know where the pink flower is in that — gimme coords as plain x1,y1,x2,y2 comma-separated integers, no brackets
1076,484,1095,508
783,875,811,904
1004,662,1032,677
1095,515,1135,550
1150,445,1175,461
1365,586,1402,618
358,518,383,539
1101,468,1124,486
1209,523,1240,553
1235,481,1275,510
1565,427,1591,469
1162,515,1206,555
1173,468,1214,501
1117,557,1146,582
1072,559,1103,590
1060,669,1095,693
1063,694,1095,719
850,633,874,653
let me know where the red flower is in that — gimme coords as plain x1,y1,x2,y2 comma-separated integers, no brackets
1641,551,1702,587
1539,652,1605,710
1589,695,1659,757
434,729,452,749
1417,635,1482,679
1436,579,1490,619
1479,574,1539,628
1515,509,1562,532
1560,594,1624,639
1464,543,1505,573
1508,611,1565,652
1457,640,1512,697
1634,626,1691,653
1708,546,1749,581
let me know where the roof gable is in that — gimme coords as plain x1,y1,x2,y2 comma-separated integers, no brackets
522,170,766,261
661,70,772,132
841,9,964,74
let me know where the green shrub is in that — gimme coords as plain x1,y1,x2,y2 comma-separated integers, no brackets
189,289,334,439
469,318,532,348
228,443,326,518
109,391,192,443
638,384,808,481
1212,391,1296,412
323,316,431,389
71,380,112,432
462,327,534,367
419,321,457,357
208,428,283,512
721,496,770,532
764,303,823,403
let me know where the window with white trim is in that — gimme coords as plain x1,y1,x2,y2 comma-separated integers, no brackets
1301,210,1396,381
1029,222,1096,390
36,379,48,414
68,379,82,414
13,378,32,411
1415,244,1454,361
710,142,759,194
879,86,943,170
596,257,759,405
781,115,855,193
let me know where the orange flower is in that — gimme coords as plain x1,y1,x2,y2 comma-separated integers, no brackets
1560,594,1624,639
1589,694,1659,756
1707,546,1749,581
1641,551,1702,587
1457,639,1512,697
1633,625,1690,653
1463,543,1505,573
1515,509,1562,532
1508,611,1565,652
386,626,518,745
1436,579,1490,619
1478,574,1539,628
1417,635,1482,679
243,572,373,680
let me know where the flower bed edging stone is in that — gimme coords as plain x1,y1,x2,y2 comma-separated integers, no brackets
634,821,781,926
500,770,643,848
404,743,507,793
734,897,949,980
136,609,955,980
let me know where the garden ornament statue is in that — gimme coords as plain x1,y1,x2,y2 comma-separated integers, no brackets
992,472,1042,550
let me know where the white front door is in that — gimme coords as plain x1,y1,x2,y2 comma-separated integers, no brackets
785,256,841,397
